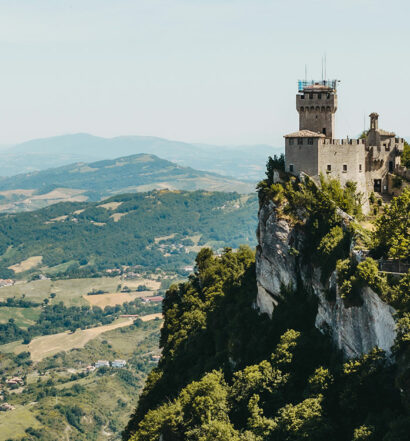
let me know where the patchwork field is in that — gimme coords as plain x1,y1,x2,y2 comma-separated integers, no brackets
140,313,163,322
0,314,163,362
8,255,43,273
13,318,134,362
0,276,161,307
84,291,152,308
0,405,41,441
123,278,161,290
0,306,40,328
0,187,88,213
98,201,123,210
0,320,162,441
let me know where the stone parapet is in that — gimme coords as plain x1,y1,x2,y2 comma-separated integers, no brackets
321,138,365,146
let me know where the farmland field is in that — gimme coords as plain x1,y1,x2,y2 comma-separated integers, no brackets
22,318,134,362
0,276,162,307
0,314,163,362
0,306,40,328
0,405,42,441
84,292,152,308
8,255,43,273
0,320,162,441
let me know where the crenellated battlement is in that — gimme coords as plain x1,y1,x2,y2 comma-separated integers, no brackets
321,138,365,146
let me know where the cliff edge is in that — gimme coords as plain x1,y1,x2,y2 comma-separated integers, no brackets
256,176,396,359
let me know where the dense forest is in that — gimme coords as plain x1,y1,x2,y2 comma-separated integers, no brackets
123,179,410,440
0,190,257,277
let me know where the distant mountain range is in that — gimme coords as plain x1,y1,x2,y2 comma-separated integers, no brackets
0,154,256,212
0,133,282,180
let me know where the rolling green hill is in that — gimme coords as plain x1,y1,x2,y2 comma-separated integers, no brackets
0,154,255,213
0,190,257,278
0,133,281,180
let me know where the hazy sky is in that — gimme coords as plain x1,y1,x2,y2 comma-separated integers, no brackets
0,0,409,146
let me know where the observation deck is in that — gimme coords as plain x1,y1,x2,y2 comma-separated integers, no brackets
298,80,339,92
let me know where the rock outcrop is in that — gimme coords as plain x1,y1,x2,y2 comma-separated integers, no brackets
256,198,397,359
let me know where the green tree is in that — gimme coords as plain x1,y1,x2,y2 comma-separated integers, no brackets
401,140,410,168
266,154,285,185
374,189,409,259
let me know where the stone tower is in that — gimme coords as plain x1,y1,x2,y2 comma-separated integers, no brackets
296,80,338,139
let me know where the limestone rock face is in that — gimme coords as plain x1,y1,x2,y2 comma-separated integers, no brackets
315,286,397,358
256,201,297,313
255,199,397,359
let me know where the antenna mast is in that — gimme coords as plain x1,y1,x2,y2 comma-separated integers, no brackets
321,56,323,81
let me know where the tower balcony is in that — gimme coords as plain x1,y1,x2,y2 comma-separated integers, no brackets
298,80,339,92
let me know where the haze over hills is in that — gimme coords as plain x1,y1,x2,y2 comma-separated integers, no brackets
0,154,255,213
0,133,282,180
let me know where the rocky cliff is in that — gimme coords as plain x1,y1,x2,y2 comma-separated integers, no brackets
256,198,397,359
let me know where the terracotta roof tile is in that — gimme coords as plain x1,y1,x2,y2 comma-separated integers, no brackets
284,130,326,138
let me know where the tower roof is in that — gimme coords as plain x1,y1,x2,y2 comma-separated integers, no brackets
284,130,326,138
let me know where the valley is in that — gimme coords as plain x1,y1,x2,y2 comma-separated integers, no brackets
0,190,257,279
0,270,166,441
0,187,257,439
0,319,162,441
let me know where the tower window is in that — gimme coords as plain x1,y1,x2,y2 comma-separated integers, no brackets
301,94,305,99
359,164,362,172
327,164,331,172
322,128,327,135
309,93,313,99
289,164,294,172
289,138,294,145
307,138,313,145
343,164,347,172
318,93,322,99
297,138,303,145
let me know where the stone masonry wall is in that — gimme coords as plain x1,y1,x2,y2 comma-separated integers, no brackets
318,139,367,195
285,138,319,177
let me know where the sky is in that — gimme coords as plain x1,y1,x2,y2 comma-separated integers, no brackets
0,0,409,146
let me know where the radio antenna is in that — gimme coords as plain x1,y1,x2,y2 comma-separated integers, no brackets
321,56,323,81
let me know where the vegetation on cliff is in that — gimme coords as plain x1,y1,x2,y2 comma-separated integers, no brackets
124,248,409,441
124,170,410,441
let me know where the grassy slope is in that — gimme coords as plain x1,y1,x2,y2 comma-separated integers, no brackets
0,276,155,307
0,321,162,441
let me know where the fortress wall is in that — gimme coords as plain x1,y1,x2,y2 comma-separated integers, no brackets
285,139,319,176
318,140,367,194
